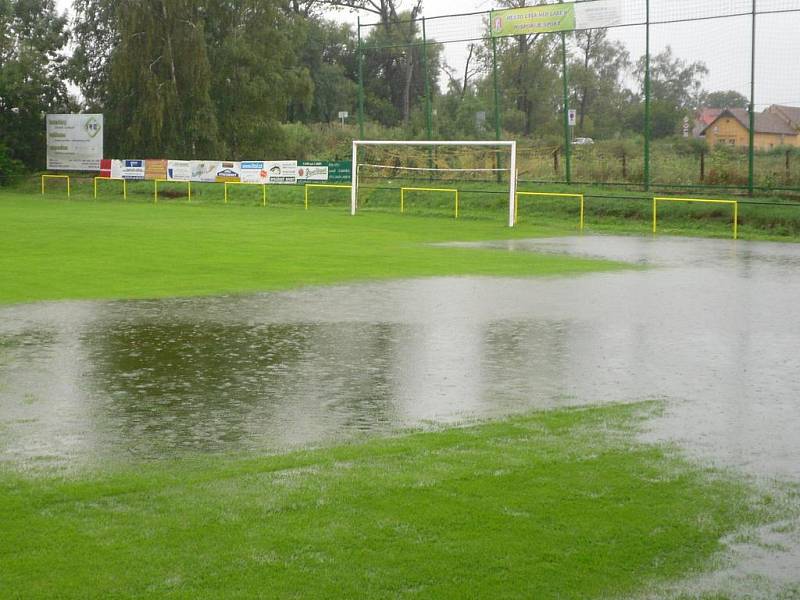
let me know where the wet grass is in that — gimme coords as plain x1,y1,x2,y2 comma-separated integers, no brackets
0,190,623,304
0,403,777,599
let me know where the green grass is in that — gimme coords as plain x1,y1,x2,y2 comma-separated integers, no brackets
0,190,621,304
0,403,776,599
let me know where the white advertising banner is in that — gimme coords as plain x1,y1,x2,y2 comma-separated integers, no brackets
297,163,329,182
240,161,269,184
190,161,222,183
266,161,297,184
46,114,104,171
574,0,623,29
168,160,192,181
110,159,145,180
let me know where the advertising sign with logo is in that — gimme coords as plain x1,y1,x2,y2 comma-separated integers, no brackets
110,159,145,180
297,162,329,182
46,114,104,171
490,0,621,36
265,161,297,184
568,109,577,127
215,162,241,182
144,159,168,181
297,160,352,183
190,161,221,183
168,160,192,181
239,161,269,184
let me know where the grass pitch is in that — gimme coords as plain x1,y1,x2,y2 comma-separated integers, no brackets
0,404,775,599
0,189,791,597
0,192,621,304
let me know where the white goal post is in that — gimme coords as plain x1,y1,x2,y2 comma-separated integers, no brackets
351,140,518,227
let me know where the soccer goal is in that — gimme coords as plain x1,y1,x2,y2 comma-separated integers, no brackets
351,140,517,226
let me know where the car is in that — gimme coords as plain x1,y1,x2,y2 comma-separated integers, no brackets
572,137,594,145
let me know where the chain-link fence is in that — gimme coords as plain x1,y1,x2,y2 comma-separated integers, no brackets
356,0,800,195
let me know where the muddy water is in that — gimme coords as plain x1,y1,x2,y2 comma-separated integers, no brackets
1,236,800,482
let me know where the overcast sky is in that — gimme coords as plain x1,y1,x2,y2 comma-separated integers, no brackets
54,0,800,109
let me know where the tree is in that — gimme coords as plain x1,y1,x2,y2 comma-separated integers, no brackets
700,89,749,109
288,19,357,124
0,0,72,169
202,0,313,158
361,11,441,128
631,46,708,137
568,29,630,137
104,0,220,158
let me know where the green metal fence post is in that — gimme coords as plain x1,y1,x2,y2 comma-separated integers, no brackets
422,17,433,140
357,17,365,139
492,35,502,181
561,30,571,185
492,34,501,141
748,0,756,196
644,0,651,191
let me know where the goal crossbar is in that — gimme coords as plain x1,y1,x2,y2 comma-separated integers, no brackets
351,140,518,227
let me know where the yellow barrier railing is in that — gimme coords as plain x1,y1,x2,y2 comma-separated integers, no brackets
93,176,127,200
400,187,459,218
41,174,70,198
304,184,352,210
224,181,267,206
515,191,584,229
154,179,191,204
653,196,738,239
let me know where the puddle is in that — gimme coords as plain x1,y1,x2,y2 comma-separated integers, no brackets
1,235,800,480
2,234,800,592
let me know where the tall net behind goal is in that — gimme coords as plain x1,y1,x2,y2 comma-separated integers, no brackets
350,141,517,226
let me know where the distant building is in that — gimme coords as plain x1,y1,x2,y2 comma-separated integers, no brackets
692,108,723,138
766,104,800,131
700,108,799,150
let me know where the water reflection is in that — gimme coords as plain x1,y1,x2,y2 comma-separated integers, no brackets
1,236,800,479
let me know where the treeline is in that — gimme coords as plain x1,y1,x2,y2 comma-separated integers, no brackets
1,0,748,179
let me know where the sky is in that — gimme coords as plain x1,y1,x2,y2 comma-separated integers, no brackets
53,0,800,110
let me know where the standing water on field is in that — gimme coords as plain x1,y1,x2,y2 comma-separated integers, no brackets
1,235,800,483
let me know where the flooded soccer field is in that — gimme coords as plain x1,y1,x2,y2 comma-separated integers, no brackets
1,234,799,482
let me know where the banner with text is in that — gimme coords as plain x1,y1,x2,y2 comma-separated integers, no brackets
490,1,621,37
105,159,350,184
297,161,352,183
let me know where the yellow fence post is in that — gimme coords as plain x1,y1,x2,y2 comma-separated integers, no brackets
514,191,585,230
652,197,739,239
41,175,70,198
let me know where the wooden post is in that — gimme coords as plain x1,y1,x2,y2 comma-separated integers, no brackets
553,148,559,174
700,150,705,182
622,152,627,180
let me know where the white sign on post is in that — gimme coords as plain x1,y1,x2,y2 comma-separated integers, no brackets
568,109,577,127
46,114,103,171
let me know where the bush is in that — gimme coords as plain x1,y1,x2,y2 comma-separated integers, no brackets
0,143,25,186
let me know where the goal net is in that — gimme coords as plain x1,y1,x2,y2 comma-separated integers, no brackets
351,140,517,226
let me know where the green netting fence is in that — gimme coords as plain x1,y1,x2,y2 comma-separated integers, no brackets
356,0,800,196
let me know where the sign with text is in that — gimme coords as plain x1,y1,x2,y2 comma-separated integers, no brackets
298,161,352,183
490,1,621,37
266,161,297,184
240,161,269,184
110,159,145,180
46,114,103,171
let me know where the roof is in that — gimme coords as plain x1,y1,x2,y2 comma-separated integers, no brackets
697,108,722,126
701,108,798,136
769,105,800,127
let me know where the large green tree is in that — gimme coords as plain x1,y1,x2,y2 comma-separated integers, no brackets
568,29,630,138
102,0,220,158
0,0,72,170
